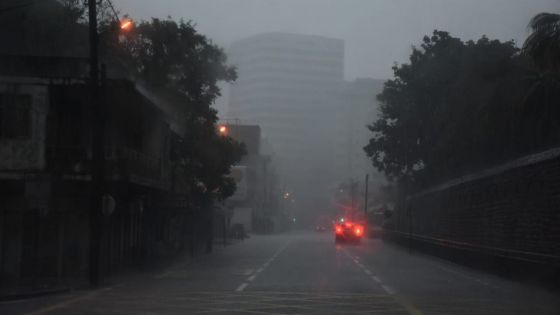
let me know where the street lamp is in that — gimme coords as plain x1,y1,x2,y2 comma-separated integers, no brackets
218,125,228,135
120,19,133,30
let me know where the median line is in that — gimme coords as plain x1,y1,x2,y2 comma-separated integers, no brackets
235,283,249,292
381,284,396,295
394,295,425,315
233,240,292,292
342,248,424,315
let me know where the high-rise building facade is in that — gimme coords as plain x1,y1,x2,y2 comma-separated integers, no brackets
228,32,345,207
333,78,385,186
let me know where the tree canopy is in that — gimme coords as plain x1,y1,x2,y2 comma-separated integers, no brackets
99,16,244,199
364,30,560,188
523,12,560,73
101,17,244,200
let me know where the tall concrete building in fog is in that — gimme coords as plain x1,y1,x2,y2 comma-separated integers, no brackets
228,33,344,208
333,78,385,186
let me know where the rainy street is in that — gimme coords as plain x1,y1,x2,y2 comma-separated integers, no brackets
3,232,557,315
2,1,560,314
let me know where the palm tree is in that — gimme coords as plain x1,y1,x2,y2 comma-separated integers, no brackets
519,13,560,151
522,13,560,73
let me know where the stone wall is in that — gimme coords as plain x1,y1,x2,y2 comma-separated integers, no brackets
395,147,560,265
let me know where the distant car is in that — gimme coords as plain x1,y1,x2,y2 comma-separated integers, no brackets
315,225,327,232
334,219,364,243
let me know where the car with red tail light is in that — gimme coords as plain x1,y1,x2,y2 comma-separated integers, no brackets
333,218,364,243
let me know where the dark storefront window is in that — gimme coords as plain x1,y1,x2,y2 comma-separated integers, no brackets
0,93,31,139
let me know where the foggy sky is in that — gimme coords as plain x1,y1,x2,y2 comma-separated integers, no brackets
114,0,559,81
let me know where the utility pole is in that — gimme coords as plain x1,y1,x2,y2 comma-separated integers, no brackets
350,179,356,221
88,0,104,288
364,174,369,219
87,0,131,287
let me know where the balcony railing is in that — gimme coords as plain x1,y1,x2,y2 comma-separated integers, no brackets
47,146,163,185
106,147,161,181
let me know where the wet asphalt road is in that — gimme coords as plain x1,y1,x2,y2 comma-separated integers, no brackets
2,231,559,314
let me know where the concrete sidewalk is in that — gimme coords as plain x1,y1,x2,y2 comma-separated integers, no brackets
0,235,247,303
0,285,72,302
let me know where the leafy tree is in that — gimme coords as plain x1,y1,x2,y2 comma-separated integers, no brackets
101,17,244,202
364,31,540,186
520,13,560,153
193,135,246,200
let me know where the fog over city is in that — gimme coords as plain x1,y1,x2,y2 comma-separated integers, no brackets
113,1,560,221
2,1,560,313
116,0,559,80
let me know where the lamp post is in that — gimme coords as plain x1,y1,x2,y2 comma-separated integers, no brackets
88,0,102,288
88,0,132,287
364,173,369,218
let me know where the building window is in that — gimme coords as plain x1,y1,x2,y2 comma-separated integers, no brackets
0,93,31,139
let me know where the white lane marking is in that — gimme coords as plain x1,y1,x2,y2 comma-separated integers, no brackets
235,283,248,292
342,248,423,314
233,240,292,292
342,248,398,295
243,269,254,276
381,284,396,295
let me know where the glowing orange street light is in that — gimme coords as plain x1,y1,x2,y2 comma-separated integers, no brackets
218,125,227,135
120,19,133,31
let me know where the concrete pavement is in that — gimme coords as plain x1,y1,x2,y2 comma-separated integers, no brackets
1,231,558,314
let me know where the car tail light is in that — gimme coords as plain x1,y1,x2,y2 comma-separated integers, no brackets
335,226,343,234
355,226,363,236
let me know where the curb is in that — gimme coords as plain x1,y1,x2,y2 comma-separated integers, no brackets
0,287,71,302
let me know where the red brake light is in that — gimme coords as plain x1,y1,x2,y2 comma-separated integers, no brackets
355,225,363,236
335,226,343,234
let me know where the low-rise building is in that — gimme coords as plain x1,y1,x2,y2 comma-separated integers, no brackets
220,123,282,233
0,56,206,288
